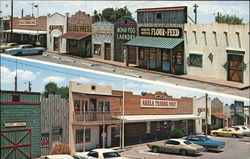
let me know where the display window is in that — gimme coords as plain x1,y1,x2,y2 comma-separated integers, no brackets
150,48,156,70
189,53,202,67
162,50,171,72
94,44,101,55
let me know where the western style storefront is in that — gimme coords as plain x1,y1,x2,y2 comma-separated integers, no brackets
112,90,201,146
68,82,122,152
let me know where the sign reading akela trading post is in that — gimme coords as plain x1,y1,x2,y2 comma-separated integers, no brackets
141,99,177,108
139,27,182,38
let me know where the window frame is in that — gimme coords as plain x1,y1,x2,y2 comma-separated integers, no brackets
189,53,203,67
12,94,20,102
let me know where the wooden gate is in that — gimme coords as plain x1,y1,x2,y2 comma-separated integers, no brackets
228,54,243,83
1,129,32,159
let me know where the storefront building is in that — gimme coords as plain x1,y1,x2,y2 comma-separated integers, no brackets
68,82,122,152
193,96,211,134
230,101,249,126
59,11,94,57
0,90,41,159
41,94,69,156
112,91,201,146
184,23,249,84
124,6,187,74
92,21,114,60
3,15,47,47
114,16,137,64
47,12,68,53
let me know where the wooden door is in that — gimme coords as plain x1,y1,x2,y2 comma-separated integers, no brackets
228,54,243,82
104,43,111,60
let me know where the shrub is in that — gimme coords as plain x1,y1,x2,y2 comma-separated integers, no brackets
49,143,71,155
203,124,213,135
170,128,184,138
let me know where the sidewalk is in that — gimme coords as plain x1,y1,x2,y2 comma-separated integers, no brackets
48,52,249,90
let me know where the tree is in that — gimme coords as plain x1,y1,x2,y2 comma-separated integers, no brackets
141,91,152,96
42,82,69,99
94,6,132,23
49,143,71,155
215,13,243,24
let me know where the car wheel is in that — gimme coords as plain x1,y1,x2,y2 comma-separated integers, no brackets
180,149,188,156
16,52,22,56
232,134,237,138
152,146,159,153
214,133,218,137
38,50,43,55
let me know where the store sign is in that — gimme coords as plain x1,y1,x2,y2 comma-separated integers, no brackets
116,27,136,40
141,99,177,108
41,133,49,147
139,27,182,38
155,95,166,99
197,108,209,116
68,25,92,32
49,25,64,34
93,28,113,35
5,122,26,127
19,20,36,25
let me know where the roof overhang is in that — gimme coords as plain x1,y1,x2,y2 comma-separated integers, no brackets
124,36,183,49
2,29,46,35
72,91,122,98
212,113,230,119
117,114,202,123
58,32,91,40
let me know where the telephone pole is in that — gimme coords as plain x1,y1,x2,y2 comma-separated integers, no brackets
28,81,32,92
205,93,208,137
194,4,198,24
10,0,13,41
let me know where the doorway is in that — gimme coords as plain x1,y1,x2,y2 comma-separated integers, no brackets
104,43,111,60
227,53,243,83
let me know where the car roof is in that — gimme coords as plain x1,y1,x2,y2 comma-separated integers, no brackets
90,148,117,153
168,138,186,142
45,154,74,159
186,135,208,138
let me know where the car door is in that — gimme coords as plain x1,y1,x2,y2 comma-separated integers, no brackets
22,45,30,54
164,140,175,153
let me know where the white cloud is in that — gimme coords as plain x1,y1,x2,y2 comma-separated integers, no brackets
69,77,90,84
43,76,65,84
1,66,38,84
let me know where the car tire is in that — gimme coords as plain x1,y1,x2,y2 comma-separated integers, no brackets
16,52,22,56
180,149,188,156
232,134,237,138
214,133,218,137
38,50,43,55
152,146,159,153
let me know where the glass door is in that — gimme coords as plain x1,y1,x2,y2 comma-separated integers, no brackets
149,48,156,70
162,49,171,72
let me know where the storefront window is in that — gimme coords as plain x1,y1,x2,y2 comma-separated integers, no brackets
105,101,110,111
162,50,170,72
189,54,202,67
139,48,146,68
98,101,104,111
94,44,101,55
76,129,91,143
176,52,182,65
74,100,80,111
69,40,77,47
146,122,151,133
150,48,156,70
82,100,88,111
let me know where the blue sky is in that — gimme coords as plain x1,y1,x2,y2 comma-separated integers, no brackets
1,1,249,24
1,54,249,106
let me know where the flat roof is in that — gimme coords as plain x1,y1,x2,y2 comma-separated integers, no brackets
118,114,202,123
0,90,41,95
136,6,187,12
72,91,122,98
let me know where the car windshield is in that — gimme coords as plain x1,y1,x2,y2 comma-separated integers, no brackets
184,141,193,145
103,152,121,158
242,127,247,130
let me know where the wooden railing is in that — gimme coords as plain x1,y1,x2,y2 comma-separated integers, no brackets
73,111,121,122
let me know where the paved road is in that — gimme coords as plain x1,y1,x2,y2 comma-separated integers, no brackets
4,52,249,98
120,136,250,159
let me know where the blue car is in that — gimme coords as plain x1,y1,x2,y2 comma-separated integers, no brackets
5,44,46,56
182,135,225,151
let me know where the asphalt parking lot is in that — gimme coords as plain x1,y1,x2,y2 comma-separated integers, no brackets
120,136,250,159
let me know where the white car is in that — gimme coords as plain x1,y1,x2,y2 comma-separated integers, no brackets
75,148,129,159
232,125,250,136
5,44,46,56
44,154,75,159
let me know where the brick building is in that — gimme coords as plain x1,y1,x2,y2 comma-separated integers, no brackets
112,90,200,146
3,15,47,47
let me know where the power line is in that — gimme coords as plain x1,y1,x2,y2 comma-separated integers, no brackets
1,58,123,84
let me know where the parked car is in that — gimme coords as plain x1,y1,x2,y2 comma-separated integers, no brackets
182,135,225,151
147,138,205,156
0,43,19,52
5,44,46,56
210,127,244,138
45,154,75,159
232,125,250,136
75,148,129,159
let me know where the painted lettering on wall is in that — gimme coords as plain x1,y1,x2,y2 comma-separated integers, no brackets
19,20,36,26
92,28,113,35
49,25,64,34
141,99,177,108
5,122,26,127
197,108,209,116
116,27,136,40
139,27,182,38
68,25,92,32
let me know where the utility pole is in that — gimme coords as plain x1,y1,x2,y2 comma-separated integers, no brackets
193,4,198,24
205,93,208,137
28,81,32,92
14,59,17,91
10,0,13,41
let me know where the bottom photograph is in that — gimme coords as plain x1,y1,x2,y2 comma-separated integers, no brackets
1,55,249,159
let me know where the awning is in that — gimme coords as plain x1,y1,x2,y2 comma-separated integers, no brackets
212,113,230,119
58,32,91,40
236,112,249,118
117,114,202,123
2,29,46,35
124,36,184,49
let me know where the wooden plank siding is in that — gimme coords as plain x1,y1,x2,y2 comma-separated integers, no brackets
41,94,69,156
0,91,41,159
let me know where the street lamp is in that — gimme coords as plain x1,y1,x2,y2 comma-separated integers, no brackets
33,4,39,44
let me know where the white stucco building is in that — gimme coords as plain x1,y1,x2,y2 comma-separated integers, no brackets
184,22,249,84
47,12,68,53
193,96,212,134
